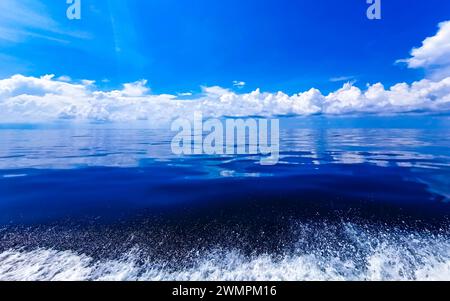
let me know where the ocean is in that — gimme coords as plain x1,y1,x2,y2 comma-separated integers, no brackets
0,116,449,280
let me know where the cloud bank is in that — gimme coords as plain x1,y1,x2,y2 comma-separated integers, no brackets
1,20,449,124
0,74,449,125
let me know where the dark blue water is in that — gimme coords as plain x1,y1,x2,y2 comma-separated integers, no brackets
0,120,449,280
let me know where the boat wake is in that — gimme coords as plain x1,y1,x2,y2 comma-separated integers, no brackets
1,223,449,281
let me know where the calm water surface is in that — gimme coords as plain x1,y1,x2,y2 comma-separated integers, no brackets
0,121,449,280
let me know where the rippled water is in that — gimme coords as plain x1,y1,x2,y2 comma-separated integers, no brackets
0,118,449,280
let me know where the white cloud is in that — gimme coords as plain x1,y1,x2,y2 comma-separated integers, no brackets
121,80,149,97
57,76,72,82
233,81,246,88
330,76,356,83
202,86,231,97
0,74,449,125
1,20,449,124
398,20,450,79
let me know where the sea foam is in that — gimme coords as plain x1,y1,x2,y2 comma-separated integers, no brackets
1,224,449,281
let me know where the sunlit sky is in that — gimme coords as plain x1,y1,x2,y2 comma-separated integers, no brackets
0,0,449,94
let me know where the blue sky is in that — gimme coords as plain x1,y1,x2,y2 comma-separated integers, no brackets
0,0,449,95
0,0,449,125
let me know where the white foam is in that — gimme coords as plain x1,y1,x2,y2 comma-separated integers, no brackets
1,232,449,281
1,223,449,281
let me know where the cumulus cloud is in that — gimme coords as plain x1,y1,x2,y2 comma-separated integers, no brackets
398,21,450,79
1,20,449,124
0,74,449,125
